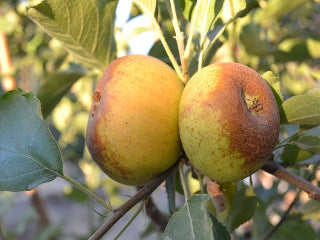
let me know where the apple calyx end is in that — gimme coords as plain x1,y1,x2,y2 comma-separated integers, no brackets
245,95,263,114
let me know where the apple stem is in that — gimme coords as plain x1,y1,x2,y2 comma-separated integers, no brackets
113,202,144,240
179,158,190,200
133,0,184,81
59,174,113,212
168,0,189,84
88,160,180,240
261,159,320,201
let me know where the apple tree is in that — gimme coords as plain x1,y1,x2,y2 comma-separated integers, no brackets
1,0,320,239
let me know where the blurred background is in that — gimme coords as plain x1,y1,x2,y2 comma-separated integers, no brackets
1,0,320,239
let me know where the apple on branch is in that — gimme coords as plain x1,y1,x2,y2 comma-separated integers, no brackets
86,55,184,186
179,62,280,183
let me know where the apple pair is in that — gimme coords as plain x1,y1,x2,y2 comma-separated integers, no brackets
86,55,280,186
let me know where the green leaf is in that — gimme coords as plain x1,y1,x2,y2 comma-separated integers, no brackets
37,70,84,119
201,0,259,68
180,0,196,21
261,71,286,123
298,199,320,222
292,135,320,155
160,194,214,240
307,38,320,59
26,0,118,72
149,38,180,66
0,90,63,192
165,174,176,214
240,23,274,56
270,220,318,240
280,144,314,163
262,71,283,102
191,0,224,44
225,184,259,231
259,0,305,22
138,0,156,15
282,88,320,125
209,213,231,240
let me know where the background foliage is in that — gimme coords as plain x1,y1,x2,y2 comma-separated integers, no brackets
1,0,320,239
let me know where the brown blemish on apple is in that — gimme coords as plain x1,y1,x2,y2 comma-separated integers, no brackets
86,115,131,182
205,63,279,171
86,55,183,186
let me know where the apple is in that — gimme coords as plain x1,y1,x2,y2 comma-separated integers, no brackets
179,62,280,182
86,55,184,186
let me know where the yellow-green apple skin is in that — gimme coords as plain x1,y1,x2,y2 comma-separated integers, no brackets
86,55,184,186
179,62,280,182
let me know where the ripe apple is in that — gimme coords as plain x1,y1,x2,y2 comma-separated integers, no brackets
179,62,280,182
86,55,184,186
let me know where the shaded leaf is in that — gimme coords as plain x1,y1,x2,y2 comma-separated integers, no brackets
37,70,84,119
259,0,305,22
26,0,118,71
298,199,320,222
280,144,314,163
160,194,214,240
149,38,180,66
0,90,63,191
275,40,312,63
240,23,274,56
209,213,231,240
292,135,320,155
225,184,259,231
282,88,320,125
270,220,318,240
251,198,273,238
165,174,176,214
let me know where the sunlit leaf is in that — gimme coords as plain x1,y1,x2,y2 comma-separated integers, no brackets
180,0,196,21
160,194,214,240
138,0,156,15
282,88,320,125
307,38,320,59
201,0,259,68
262,71,286,123
191,0,224,45
0,90,63,191
26,0,118,71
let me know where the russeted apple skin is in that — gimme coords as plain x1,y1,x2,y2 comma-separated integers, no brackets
179,62,280,182
86,55,184,186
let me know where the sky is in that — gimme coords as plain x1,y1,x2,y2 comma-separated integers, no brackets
115,0,156,55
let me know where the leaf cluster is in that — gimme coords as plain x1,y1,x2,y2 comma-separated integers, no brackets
1,0,320,239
